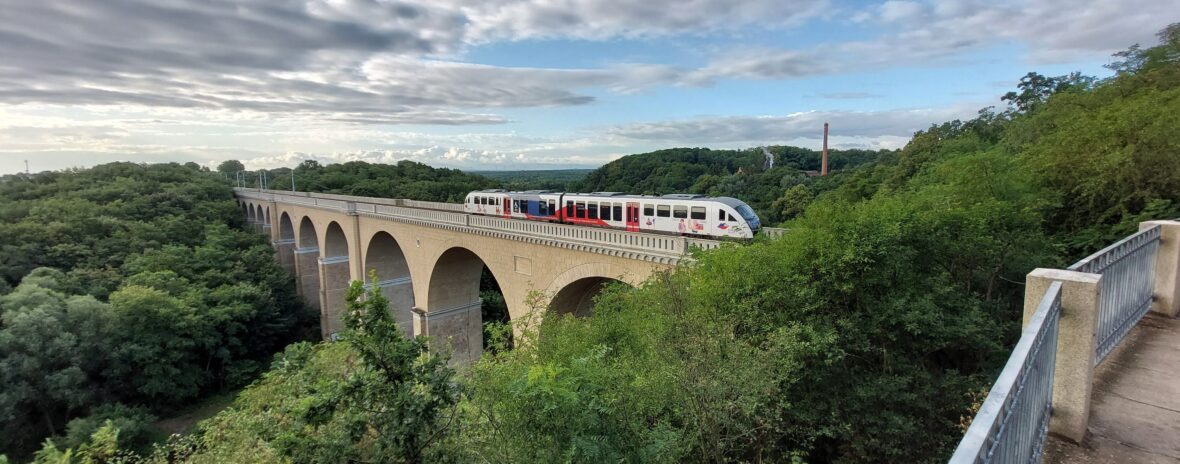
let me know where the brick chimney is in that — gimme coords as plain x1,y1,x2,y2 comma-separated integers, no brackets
821,122,829,176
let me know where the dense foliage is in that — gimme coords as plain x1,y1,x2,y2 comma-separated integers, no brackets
235,160,499,202
571,147,886,224
0,163,313,459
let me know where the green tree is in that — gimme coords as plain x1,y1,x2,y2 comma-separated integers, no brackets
281,274,461,463
215,160,244,176
771,184,815,222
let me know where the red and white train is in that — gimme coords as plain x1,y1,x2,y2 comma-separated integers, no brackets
463,190,762,239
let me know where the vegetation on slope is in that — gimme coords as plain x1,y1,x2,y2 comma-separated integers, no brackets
224,159,499,203
0,163,315,460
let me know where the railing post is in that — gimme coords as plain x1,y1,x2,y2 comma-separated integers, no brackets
1140,220,1180,317
1023,268,1103,443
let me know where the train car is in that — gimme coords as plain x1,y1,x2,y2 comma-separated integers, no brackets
464,189,563,221
561,193,760,239
464,190,762,239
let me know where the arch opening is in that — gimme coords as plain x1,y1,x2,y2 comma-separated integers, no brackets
425,247,509,363
364,232,415,337
246,203,255,222
255,204,265,225
324,222,349,258
273,212,297,276
295,217,322,318
298,217,318,248
548,277,626,318
320,222,352,339
278,212,295,241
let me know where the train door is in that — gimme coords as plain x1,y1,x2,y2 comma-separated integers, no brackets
625,202,640,232
502,196,511,218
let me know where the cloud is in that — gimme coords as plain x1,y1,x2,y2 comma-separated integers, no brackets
688,0,1180,81
601,104,983,145
0,0,835,125
0,0,631,125
447,0,829,42
815,92,884,99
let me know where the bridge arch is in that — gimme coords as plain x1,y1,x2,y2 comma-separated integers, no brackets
543,262,637,318
549,277,626,317
256,204,266,225
363,231,415,336
278,212,294,241
423,246,508,363
245,202,255,223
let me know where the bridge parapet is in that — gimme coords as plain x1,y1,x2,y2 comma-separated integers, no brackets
951,220,1180,463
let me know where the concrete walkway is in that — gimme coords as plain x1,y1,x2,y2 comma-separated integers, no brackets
1043,313,1180,464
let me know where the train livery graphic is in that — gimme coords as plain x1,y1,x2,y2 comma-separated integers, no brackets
463,190,762,239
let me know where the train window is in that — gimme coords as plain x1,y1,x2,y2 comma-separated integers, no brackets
539,201,548,216
690,206,706,220
718,209,726,220
549,200,557,216
728,213,737,222
613,204,623,221
599,203,610,220
673,206,687,219
575,202,587,218
588,203,599,219
656,205,670,217
644,204,654,216
566,201,574,217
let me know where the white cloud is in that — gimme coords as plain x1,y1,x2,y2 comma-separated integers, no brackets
447,0,829,42
600,104,983,145
689,0,1179,81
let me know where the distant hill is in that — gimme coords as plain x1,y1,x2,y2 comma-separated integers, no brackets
568,146,891,224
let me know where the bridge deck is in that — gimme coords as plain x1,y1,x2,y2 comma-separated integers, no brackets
1043,312,1180,464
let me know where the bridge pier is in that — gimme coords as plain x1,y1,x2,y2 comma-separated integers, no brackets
294,247,321,310
273,239,296,275
372,279,414,337
413,300,483,365
319,256,351,340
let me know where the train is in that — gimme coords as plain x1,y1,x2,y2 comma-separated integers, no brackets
463,190,762,239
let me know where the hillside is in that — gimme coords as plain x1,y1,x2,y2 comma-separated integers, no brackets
571,146,889,225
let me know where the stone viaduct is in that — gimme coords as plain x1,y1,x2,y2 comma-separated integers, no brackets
234,188,734,363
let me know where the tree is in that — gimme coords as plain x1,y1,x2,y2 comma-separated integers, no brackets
216,160,244,176
771,184,814,222
284,274,460,463
1001,71,1095,113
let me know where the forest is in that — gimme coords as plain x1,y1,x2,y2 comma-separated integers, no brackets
3,25,1179,464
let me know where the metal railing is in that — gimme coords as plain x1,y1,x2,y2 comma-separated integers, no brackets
1067,225,1160,364
950,282,1062,464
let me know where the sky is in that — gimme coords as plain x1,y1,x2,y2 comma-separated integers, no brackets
0,0,1177,174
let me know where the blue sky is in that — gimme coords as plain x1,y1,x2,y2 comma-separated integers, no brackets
0,0,1173,174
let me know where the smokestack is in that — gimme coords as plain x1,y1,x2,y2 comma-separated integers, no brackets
821,122,829,176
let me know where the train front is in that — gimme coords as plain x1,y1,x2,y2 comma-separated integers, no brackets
714,197,762,239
